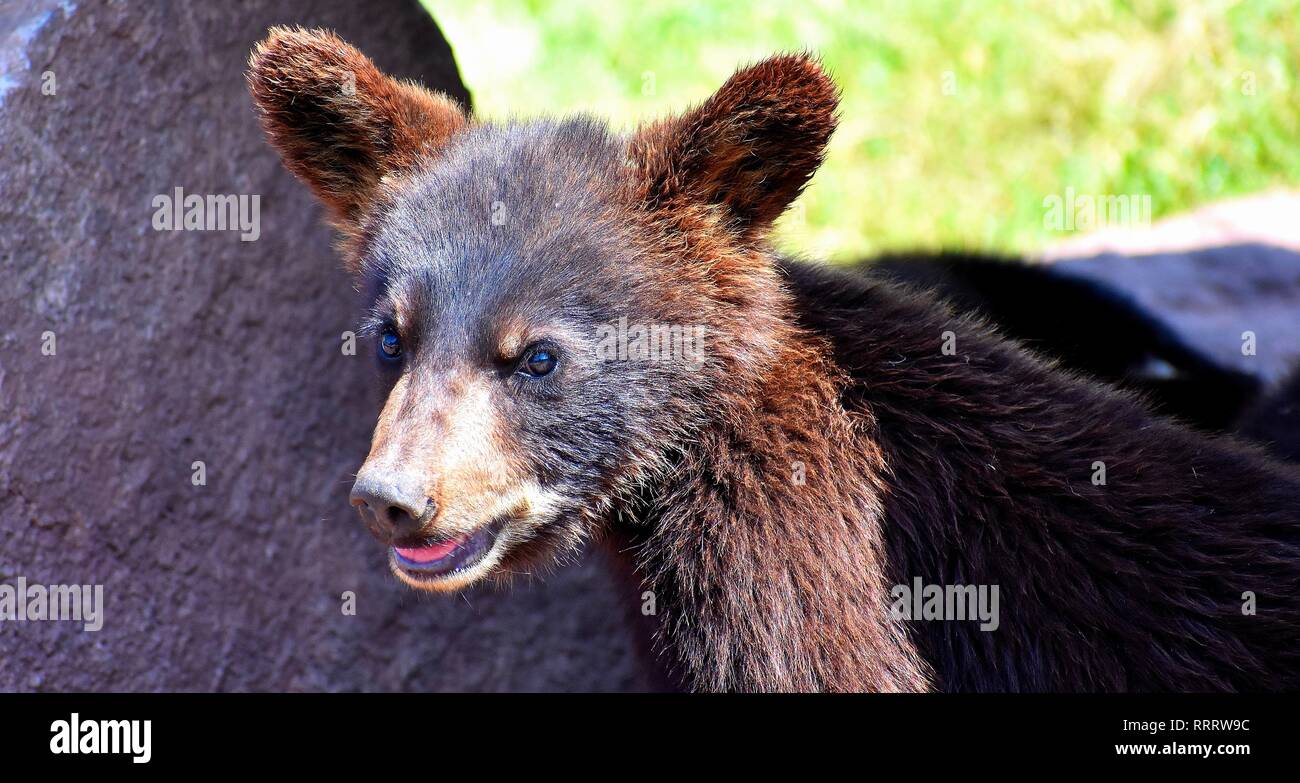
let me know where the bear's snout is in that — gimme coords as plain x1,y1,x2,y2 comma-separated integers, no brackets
350,471,437,542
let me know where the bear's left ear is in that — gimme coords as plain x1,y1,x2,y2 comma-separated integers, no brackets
247,27,467,230
629,54,838,244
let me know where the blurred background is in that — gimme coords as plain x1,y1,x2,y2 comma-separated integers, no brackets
425,0,1300,261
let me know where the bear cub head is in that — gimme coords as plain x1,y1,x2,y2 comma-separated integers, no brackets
248,27,838,591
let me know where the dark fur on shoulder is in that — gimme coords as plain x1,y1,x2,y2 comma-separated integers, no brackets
783,261,1300,690
250,29,1300,692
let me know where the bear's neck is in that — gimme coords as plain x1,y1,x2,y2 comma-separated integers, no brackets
626,315,930,692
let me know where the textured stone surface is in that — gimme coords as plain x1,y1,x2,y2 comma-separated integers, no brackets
0,0,655,691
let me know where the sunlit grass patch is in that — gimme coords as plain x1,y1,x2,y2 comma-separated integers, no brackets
424,0,1300,261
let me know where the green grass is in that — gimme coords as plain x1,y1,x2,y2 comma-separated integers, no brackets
422,0,1300,261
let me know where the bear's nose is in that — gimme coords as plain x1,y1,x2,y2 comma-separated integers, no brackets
349,472,436,540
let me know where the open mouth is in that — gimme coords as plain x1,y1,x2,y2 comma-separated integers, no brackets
389,519,505,584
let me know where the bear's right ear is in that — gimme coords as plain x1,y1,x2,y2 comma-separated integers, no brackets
247,27,467,228
628,54,838,246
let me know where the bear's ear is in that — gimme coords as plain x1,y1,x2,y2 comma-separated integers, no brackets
247,27,467,228
629,54,838,243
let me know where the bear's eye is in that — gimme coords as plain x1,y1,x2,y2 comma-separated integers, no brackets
519,347,558,378
379,329,402,360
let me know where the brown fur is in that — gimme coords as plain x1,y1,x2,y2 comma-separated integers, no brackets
248,27,466,246
630,53,838,243
249,30,1300,692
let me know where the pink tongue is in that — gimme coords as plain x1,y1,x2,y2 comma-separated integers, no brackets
395,535,466,564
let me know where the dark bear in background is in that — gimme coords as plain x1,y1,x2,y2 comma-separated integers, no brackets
1239,366,1300,463
867,252,1262,431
